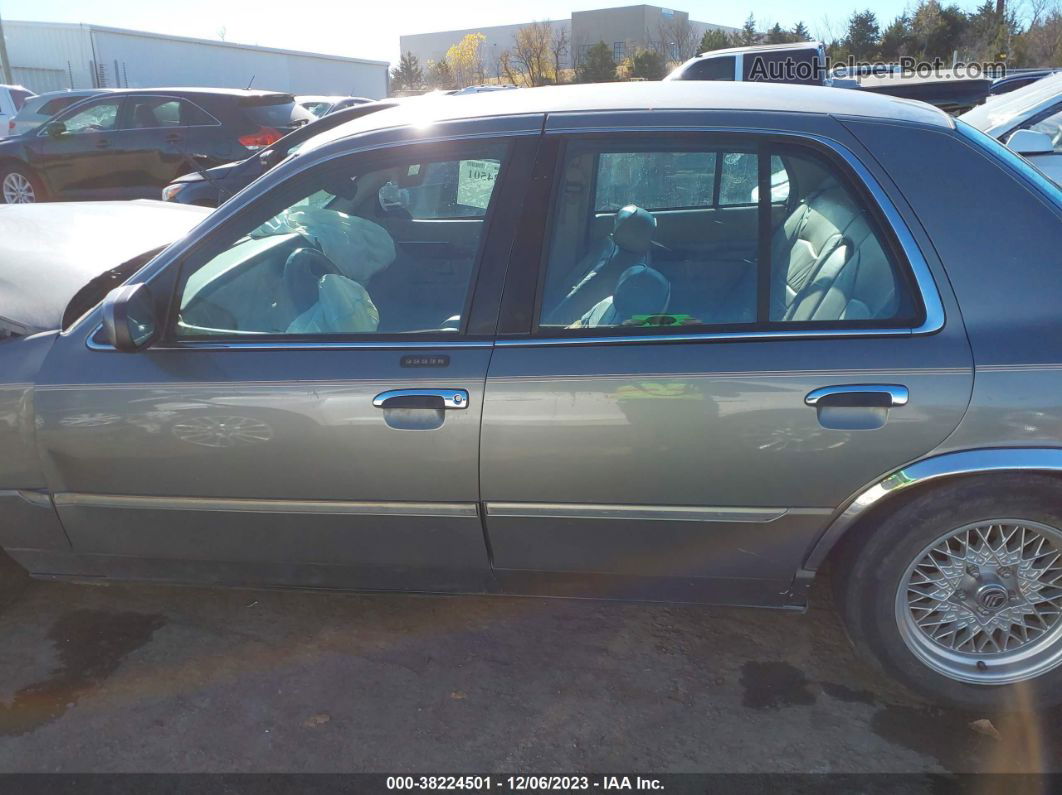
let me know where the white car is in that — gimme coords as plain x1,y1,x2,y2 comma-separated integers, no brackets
960,71,1062,185
0,84,35,138
7,89,109,137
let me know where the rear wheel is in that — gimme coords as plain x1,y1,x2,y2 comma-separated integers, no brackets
0,163,44,204
835,474,1062,710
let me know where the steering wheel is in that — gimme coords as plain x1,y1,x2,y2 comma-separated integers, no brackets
273,245,346,328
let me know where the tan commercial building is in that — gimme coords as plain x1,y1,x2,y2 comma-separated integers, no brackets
399,4,735,77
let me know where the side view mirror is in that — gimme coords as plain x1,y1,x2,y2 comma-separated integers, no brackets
100,283,159,352
1006,129,1054,156
43,120,66,137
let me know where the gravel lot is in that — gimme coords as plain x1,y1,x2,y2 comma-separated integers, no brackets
0,553,1059,774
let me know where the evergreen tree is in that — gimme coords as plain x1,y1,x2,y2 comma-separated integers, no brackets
390,51,423,91
576,41,617,83
698,27,731,53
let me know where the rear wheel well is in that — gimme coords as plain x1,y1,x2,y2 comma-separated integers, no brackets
824,469,1062,573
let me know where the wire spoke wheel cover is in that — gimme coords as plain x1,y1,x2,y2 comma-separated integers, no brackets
2,172,36,203
896,519,1062,685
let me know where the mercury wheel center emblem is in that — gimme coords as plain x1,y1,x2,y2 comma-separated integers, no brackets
976,583,1009,611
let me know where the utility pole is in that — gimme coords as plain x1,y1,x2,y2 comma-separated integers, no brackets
0,10,14,84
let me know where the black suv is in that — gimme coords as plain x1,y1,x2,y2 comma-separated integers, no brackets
0,88,314,204
162,100,395,207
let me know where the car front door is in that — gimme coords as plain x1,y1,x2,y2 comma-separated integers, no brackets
479,122,974,607
36,96,127,197
32,130,540,591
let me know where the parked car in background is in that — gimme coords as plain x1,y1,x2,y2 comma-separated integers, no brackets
327,96,373,113
298,95,373,117
2,82,1061,711
8,89,111,137
961,71,1062,184
990,68,1061,96
666,42,992,113
450,85,519,95
162,99,396,206
0,84,35,139
0,87,314,204
666,41,832,86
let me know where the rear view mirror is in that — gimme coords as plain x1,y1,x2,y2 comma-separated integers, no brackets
1006,129,1054,156
100,283,159,352
43,120,66,137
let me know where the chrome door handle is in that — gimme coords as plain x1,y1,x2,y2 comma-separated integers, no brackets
372,389,469,410
805,384,909,408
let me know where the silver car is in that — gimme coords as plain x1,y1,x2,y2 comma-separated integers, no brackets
960,72,1062,186
1,82,1061,711
7,89,111,137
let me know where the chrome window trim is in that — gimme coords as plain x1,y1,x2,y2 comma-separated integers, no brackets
503,126,944,349
116,94,223,130
803,448,1062,570
86,326,494,352
81,123,944,353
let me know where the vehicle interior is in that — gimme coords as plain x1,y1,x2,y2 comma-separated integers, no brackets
539,145,916,330
177,147,504,337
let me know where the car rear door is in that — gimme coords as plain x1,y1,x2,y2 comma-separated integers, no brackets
32,125,541,591
117,95,196,197
479,115,973,607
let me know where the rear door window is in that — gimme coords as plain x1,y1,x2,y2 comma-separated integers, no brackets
126,97,183,129
680,56,735,81
536,138,918,333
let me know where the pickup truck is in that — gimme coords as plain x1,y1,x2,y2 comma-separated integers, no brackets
666,41,993,114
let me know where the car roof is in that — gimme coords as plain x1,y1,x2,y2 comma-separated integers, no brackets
86,87,293,99
298,80,952,155
960,71,1062,135
30,88,112,98
689,41,823,58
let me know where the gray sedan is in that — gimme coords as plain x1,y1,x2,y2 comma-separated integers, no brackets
1,82,1060,711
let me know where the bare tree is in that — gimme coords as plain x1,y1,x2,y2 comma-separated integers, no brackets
652,16,699,63
550,26,570,83
502,20,563,86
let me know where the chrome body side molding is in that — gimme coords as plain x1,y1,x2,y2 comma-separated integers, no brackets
53,493,479,518
485,503,831,523
804,448,1062,569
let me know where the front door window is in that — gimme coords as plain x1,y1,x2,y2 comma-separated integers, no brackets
174,143,509,338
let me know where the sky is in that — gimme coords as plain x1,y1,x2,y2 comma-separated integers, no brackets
0,0,1005,65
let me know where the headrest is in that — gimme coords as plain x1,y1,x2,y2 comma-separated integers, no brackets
612,264,670,322
611,205,656,253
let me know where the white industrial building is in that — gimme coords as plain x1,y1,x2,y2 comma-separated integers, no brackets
2,21,390,98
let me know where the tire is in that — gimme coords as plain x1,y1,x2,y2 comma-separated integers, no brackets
834,473,1062,711
0,162,45,204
